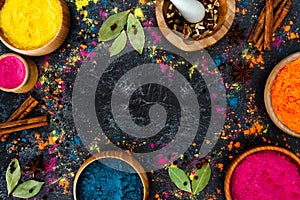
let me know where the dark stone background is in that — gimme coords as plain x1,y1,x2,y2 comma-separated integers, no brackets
0,0,299,199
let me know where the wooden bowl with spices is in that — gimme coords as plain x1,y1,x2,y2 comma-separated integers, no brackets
156,0,236,51
73,151,149,200
0,0,70,56
264,52,300,138
224,146,300,200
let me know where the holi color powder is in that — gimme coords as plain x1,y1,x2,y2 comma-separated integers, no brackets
231,150,300,200
271,57,300,134
0,56,26,89
0,0,62,49
76,158,143,200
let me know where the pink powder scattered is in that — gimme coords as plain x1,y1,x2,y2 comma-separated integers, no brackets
0,56,26,89
231,150,300,200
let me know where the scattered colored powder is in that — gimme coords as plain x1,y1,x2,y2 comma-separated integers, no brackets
72,0,99,11
76,158,143,200
0,56,26,89
231,150,300,200
271,57,300,133
0,0,62,49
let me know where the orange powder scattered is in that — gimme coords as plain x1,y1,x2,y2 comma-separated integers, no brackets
59,178,70,194
271,57,300,133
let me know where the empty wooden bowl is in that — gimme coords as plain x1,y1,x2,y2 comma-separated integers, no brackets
73,151,149,200
0,0,70,56
264,52,300,138
224,146,300,200
156,0,236,51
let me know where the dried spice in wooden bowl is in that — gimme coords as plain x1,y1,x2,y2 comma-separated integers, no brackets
164,0,220,40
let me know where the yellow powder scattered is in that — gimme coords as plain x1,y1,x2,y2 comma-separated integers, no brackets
134,8,145,21
72,0,98,11
0,0,62,49
49,136,57,145
271,57,300,134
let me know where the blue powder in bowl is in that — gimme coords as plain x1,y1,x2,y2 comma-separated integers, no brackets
76,158,144,200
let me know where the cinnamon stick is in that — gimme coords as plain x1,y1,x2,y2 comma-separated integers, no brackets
249,0,293,51
0,116,48,136
248,0,283,43
1,95,39,141
248,7,266,44
0,122,48,136
7,95,39,122
255,36,264,52
256,0,293,51
264,0,274,50
273,0,293,32
273,0,289,24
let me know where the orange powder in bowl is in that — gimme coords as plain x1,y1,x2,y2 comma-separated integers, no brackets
271,57,300,134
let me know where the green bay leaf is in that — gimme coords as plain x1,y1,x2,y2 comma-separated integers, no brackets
192,164,211,195
98,9,131,42
168,167,191,193
127,13,145,54
12,180,44,199
6,159,21,195
110,30,127,57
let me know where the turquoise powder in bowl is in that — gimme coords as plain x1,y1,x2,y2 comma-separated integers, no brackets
73,151,149,200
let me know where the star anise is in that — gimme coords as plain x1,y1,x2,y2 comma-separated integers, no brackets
24,154,45,177
230,62,253,84
226,23,246,45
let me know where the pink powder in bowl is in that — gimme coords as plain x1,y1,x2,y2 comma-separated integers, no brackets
0,55,26,89
231,150,300,200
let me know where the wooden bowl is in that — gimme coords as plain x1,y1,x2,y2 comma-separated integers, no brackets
73,151,149,200
264,52,300,138
0,53,38,93
0,0,70,56
224,146,300,200
156,0,236,51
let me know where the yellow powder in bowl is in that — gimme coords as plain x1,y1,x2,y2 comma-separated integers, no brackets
271,57,300,134
0,0,62,50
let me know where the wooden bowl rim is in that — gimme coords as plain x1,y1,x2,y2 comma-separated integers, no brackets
264,51,300,138
73,151,149,200
224,145,300,200
0,0,70,56
0,53,29,92
155,0,236,51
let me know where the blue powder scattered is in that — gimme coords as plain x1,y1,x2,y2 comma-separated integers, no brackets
76,158,144,200
214,54,226,67
228,97,239,108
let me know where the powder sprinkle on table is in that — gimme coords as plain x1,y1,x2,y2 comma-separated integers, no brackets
0,0,62,49
0,55,26,89
271,57,300,134
231,150,300,200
